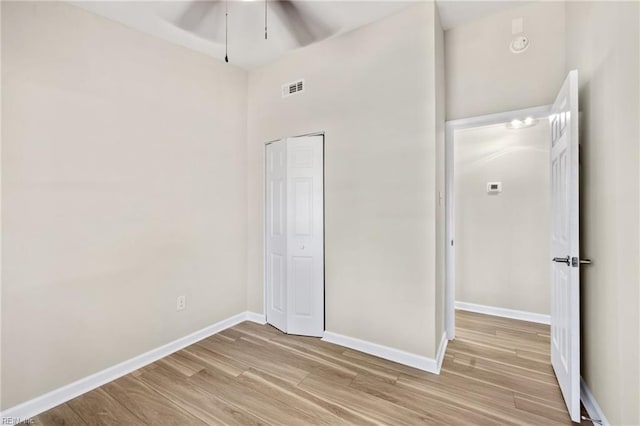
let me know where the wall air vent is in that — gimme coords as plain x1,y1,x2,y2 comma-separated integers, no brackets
282,79,305,98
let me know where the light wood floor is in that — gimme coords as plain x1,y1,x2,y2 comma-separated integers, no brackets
32,311,588,425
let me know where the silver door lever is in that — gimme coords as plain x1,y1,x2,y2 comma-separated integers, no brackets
552,256,571,265
572,257,592,267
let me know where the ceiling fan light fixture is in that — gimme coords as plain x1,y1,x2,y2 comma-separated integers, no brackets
169,0,328,65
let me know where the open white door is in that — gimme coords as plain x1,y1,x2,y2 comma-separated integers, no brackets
265,139,288,333
550,70,581,423
265,135,324,337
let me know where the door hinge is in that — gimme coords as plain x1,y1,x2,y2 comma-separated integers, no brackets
581,416,603,425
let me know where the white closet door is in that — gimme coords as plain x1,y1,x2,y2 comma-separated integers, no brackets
265,140,288,333
286,136,324,337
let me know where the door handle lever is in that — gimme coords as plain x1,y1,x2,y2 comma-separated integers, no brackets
552,256,571,265
572,257,592,267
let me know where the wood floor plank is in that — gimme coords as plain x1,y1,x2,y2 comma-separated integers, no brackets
299,372,436,425
396,372,565,426
513,390,568,412
341,348,438,381
494,327,552,344
456,328,549,355
156,352,205,377
239,331,359,380
349,370,513,425
232,321,286,341
192,340,252,374
188,369,323,425
514,394,574,424
136,363,264,425
270,335,399,383
442,355,565,403
236,368,363,425
217,328,245,341
455,318,547,340
450,351,559,385
234,330,347,374
197,336,309,385
66,388,144,425
277,332,349,355
396,371,516,410
33,404,85,426
33,312,580,426
102,375,206,425
241,367,372,425
457,311,550,333
447,338,555,376
307,364,357,386
181,343,249,377
517,348,553,364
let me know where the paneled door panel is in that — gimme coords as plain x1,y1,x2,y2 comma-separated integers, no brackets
291,256,314,316
550,70,580,423
265,140,287,333
293,178,313,236
286,136,324,337
270,253,285,312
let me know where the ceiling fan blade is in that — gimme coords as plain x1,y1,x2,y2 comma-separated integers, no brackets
271,0,330,47
175,1,221,31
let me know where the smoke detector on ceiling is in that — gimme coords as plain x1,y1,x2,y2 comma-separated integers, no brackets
282,79,305,98
510,35,530,54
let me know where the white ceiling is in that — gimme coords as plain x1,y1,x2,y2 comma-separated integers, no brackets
71,1,529,70
436,0,530,30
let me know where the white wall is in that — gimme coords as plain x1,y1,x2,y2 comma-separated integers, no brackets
1,1,248,409
445,1,565,120
454,121,551,315
565,2,640,424
247,3,443,358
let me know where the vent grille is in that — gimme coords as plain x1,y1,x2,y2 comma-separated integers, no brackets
282,79,305,98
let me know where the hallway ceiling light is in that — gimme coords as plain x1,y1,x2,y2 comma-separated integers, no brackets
506,117,538,130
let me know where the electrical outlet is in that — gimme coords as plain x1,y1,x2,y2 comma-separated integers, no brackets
176,295,186,311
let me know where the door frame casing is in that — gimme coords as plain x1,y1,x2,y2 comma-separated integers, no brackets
263,131,326,331
444,106,551,340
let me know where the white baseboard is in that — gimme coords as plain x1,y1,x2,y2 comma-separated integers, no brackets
1,311,264,421
322,331,443,374
455,301,551,325
245,311,266,325
581,377,609,425
435,332,448,373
